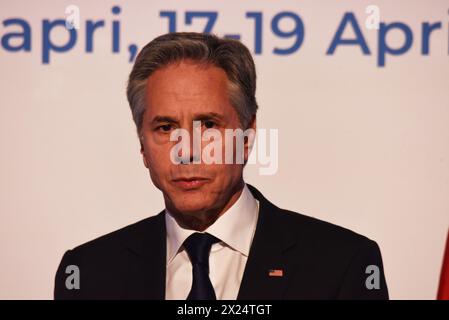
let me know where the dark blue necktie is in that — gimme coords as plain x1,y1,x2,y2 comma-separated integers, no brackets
183,232,220,300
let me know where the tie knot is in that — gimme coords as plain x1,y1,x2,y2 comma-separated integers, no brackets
183,232,220,265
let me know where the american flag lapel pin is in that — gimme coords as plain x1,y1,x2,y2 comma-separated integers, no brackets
268,269,284,277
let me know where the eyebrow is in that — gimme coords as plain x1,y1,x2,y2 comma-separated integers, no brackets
151,115,178,126
150,112,225,126
194,112,224,122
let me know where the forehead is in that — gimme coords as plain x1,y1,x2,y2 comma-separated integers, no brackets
144,61,231,115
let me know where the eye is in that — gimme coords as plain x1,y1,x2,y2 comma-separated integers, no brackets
157,124,173,132
203,120,216,129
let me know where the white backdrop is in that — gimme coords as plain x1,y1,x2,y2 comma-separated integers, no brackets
1,0,448,299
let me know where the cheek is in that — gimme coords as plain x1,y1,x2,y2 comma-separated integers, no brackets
211,163,242,184
144,138,172,161
143,141,173,177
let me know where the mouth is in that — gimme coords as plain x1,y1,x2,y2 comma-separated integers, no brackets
172,177,210,190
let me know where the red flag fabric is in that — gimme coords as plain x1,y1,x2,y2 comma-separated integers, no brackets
437,229,449,300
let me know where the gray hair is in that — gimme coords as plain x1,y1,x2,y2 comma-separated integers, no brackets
126,32,258,136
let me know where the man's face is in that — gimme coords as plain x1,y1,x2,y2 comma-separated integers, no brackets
140,60,254,220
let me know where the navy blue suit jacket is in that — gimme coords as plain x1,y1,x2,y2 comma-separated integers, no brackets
54,184,388,299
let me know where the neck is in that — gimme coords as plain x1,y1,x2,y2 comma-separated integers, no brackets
168,180,245,231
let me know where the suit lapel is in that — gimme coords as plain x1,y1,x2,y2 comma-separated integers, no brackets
122,184,298,300
125,210,167,299
237,184,298,300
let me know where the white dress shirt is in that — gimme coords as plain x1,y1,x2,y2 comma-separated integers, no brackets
165,183,259,300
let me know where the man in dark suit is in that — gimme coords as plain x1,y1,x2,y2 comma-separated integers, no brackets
55,32,388,300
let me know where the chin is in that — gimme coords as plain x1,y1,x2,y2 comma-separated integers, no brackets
164,183,218,214
175,200,211,214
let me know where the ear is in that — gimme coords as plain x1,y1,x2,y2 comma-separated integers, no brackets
248,114,256,131
140,137,149,168
244,115,257,163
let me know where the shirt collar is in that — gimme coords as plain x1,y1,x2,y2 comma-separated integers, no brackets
165,183,259,266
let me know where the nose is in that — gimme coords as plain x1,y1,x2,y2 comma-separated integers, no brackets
177,121,202,164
